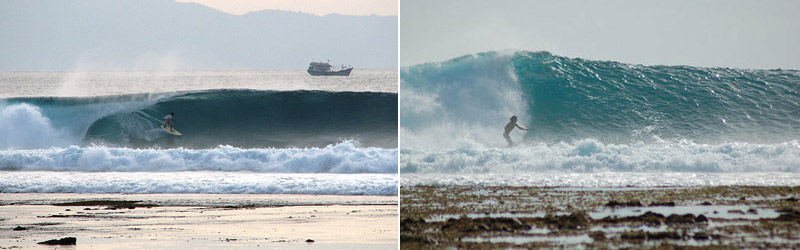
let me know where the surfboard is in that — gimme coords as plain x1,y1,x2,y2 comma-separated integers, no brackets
160,125,182,136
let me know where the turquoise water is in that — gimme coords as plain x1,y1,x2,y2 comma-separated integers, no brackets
403,51,800,144
513,51,799,143
401,51,800,179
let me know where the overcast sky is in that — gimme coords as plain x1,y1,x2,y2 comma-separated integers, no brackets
177,0,398,16
401,0,800,69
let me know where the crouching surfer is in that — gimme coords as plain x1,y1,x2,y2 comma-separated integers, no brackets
163,112,176,131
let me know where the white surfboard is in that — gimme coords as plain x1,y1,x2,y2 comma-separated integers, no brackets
160,125,182,136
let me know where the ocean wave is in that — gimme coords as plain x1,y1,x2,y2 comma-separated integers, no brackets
401,51,800,174
401,50,800,148
1,89,398,149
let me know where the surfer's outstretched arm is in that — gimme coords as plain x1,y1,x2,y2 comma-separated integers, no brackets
516,124,527,131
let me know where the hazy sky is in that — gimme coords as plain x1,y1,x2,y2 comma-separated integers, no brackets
0,0,397,71
177,0,398,16
401,0,800,69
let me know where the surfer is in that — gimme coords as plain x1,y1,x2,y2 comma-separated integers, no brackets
162,112,176,131
504,115,527,147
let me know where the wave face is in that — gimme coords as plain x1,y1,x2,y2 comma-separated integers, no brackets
401,51,800,175
1,89,398,149
512,51,800,143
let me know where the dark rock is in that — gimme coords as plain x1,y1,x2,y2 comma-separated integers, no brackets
305,239,315,243
400,224,412,232
13,226,27,231
700,201,713,206
401,217,425,225
785,197,798,202
400,234,432,244
639,211,666,225
665,214,698,225
38,237,76,245
542,212,590,230
598,211,664,226
775,208,800,222
605,200,643,207
622,231,681,241
589,231,605,241
650,201,676,207
696,214,709,222
441,216,531,233
648,232,681,240
620,232,646,241
693,232,710,240
747,208,758,214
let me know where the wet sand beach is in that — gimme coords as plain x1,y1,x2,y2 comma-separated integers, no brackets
401,186,800,249
1,194,398,249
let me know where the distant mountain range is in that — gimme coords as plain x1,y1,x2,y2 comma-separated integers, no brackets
0,0,397,71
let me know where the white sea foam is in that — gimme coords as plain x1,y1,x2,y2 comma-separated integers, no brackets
400,52,528,150
402,172,800,187
401,139,800,174
0,103,75,149
0,172,397,195
0,142,398,173
0,97,164,150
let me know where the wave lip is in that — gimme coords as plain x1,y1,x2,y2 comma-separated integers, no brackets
0,141,398,173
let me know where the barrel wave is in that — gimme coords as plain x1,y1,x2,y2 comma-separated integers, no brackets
1,70,398,195
401,51,800,177
1,89,398,149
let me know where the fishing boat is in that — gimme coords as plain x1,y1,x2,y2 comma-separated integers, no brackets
307,61,353,76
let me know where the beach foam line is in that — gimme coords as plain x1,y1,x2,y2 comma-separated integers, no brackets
401,172,800,187
0,172,397,195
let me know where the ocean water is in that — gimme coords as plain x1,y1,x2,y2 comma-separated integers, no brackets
0,69,399,195
401,51,800,187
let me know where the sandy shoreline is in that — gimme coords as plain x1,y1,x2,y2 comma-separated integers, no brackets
0,193,398,249
401,185,800,249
